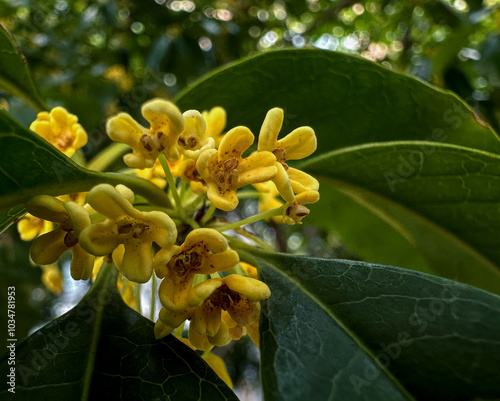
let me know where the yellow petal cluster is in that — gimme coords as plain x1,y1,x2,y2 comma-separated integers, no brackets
107,99,185,168
256,107,320,223
26,195,94,280
197,127,277,211
155,228,239,309
202,106,227,147
41,264,63,294
177,110,215,159
155,274,270,350
79,184,178,283
17,213,53,241
30,107,87,157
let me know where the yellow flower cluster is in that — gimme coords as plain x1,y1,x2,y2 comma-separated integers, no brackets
30,107,87,157
108,99,319,222
22,183,269,351
21,99,320,355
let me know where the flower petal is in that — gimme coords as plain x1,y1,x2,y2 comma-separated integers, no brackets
188,278,223,307
207,183,239,211
237,151,277,188
218,126,254,161
188,324,213,351
272,162,295,202
154,319,174,339
30,229,68,265
224,274,271,302
158,267,196,309
106,113,145,148
159,305,190,328
141,210,177,248
153,245,180,278
121,239,153,283
278,126,317,160
287,167,320,193
141,98,184,135
258,107,283,152
196,148,218,182
202,250,240,274
26,195,67,223
208,322,231,347
79,220,120,256
228,298,260,327
86,184,135,221
70,244,95,280
64,202,90,236
183,228,229,253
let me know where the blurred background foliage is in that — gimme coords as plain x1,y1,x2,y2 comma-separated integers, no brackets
1,0,500,398
1,0,500,132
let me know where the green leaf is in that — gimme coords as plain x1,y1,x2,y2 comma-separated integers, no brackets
0,110,172,232
237,247,500,401
301,141,500,294
0,205,25,233
0,24,48,111
175,49,500,155
0,264,238,400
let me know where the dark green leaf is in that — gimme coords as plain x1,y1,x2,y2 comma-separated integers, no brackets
0,264,238,400
0,206,25,233
237,247,500,401
0,24,48,111
175,49,500,155
302,141,500,294
0,110,172,232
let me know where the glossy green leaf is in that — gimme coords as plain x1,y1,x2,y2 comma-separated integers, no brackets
0,110,172,232
301,141,500,294
0,24,48,111
0,264,238,400
237,247,500,401
175,49,500,156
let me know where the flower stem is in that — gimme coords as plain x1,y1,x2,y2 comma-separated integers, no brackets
212,207,283,232
158,154,187,221
201,202,216,226
233,228,274,251
150,274,157,321
134,283,142,313
236,190,262,199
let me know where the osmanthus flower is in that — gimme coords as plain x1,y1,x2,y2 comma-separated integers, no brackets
40,264,63,294
106,98,185,169
177,110,215,159
154,228,239,310
26,195,94,280
30,107,87,157
79,184,177,283
282,190,320,225
202,106,227,147
257,107,318,202
17,213,53,241
155,274,269,350
188,275,270,349
196,127,278,211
